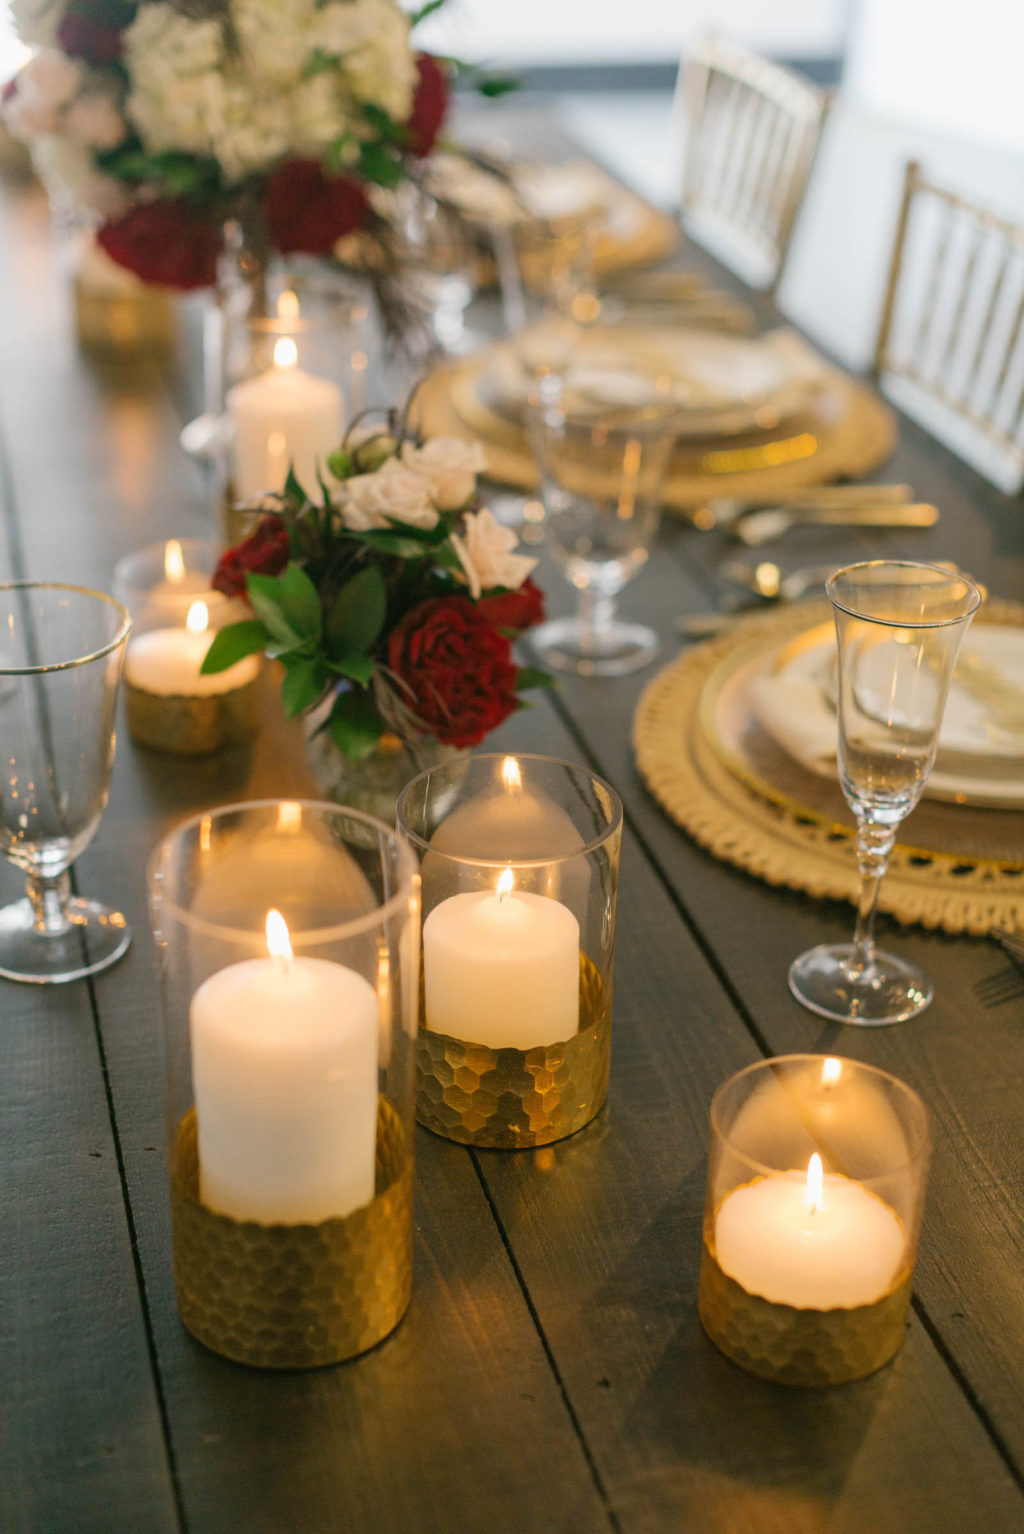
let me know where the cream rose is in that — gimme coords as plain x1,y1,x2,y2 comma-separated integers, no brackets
451,508,537,599
340,458,438,532
401,438,487,512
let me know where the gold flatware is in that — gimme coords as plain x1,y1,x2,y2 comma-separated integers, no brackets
734,501,939,547
695,483,914,529
721,560,837,600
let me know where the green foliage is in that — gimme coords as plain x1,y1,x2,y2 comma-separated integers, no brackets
358,142,405,189
514,666,556,691
280,656,329,720
327,447,355,480
200,620,270,674
410,0,450,23
329,690,384,760
326,566,386,654
247,564,322,645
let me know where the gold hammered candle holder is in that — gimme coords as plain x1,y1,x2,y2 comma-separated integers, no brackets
148,800,421,1369
698,1055,931,1387
123,673,261,755
398,753,623,1150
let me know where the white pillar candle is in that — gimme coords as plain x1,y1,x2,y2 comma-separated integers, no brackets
423,866,579,1049
227,336,343,499
190,909,379,1225
714,1155,905,1310
125,602,259,697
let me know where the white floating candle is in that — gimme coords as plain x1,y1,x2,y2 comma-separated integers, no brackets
227,335,343,499
190,909,379,1225
423,865,579,1049
125,601,259,697
714,1154,905,1310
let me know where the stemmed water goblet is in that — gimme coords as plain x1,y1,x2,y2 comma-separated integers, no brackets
0,582,132,983
789,560,982,1025
526,398,677,676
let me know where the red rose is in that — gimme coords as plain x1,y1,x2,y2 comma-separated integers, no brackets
406,54,450,158
388,595,519,748
212,517,291,599
97,201,222,289
58,15,124,64
262,160,368,256
476,577,545,635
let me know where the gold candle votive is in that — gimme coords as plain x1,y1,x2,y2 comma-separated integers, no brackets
148,800,420,1369
699,1055,931,1387
398,753,622,1149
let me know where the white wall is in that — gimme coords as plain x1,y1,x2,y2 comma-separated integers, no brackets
418,0,849,67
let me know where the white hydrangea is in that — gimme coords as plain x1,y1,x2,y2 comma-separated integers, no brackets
289,72,353,162
123,6,225,159
316,0,416,121
214,80,292,181
233,0,317,88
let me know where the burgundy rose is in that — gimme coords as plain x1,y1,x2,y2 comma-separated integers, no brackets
388,595,519,748
262,160,368,256
405,53,450,158
97,201,223,289
212,517,291,599
58,15,124,64
476,577,545,635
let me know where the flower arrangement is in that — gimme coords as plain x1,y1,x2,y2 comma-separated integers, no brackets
1,0,494,290
203,422,549,758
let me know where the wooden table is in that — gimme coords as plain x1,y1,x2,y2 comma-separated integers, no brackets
3,123,1024,1534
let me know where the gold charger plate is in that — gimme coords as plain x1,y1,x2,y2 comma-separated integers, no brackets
633,601,1024,935
413,331,897,515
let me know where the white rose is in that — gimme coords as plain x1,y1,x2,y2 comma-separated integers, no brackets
64,93,129,151
32,135,131,218
451,508,537,599
340,458,439,531
6,49,83,138
401,438,487,512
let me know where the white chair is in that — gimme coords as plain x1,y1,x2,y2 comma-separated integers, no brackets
875,160,1024,493
677,36,829,293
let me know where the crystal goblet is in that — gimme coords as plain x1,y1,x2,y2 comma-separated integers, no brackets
789,560,982,1025
526,398,677,676
0,582,131,983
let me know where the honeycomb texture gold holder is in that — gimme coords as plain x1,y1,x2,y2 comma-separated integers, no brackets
170,1099,412,1368
698,1242,913,1387
125,676,260,755
415,953,610,1149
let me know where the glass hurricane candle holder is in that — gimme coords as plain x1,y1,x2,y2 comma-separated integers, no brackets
699,1054,930,1387
113,537,246,635
397,753,622,1149
148,800,420,1369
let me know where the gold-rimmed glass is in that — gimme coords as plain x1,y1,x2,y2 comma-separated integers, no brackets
0,581,131,983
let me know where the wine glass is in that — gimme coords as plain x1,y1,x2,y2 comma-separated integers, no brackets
526,398,677,676
0,582,132,983
495,213,597,402
789,560,982,1025
395,183,481,358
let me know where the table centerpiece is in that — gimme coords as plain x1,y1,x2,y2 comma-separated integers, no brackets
202,411,550,815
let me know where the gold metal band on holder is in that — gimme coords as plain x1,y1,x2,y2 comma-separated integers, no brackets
170,1100,412,1369
415,952,611,1150
698,1240,914,1387
124,675,261,755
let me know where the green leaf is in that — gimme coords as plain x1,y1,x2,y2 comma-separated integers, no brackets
326,566,386,653
324,134,357,174
515,666,555,691
347,528,435,560
245,576,301,651
328,650,375,685
280,656,327,720
329,690,384,761
358,142,404,189
200,620,269,674
304,46,339,78
284,466,308,505
248,565,322,643
410,0,449,23
477,76,520,98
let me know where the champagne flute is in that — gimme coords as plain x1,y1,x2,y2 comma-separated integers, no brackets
789,560,981,1025
0,582,131,983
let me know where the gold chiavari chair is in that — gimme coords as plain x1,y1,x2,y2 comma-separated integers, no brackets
677,36,829,293
875,161,1024,492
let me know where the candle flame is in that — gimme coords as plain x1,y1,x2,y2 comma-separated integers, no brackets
164,539,186,585
821,1056,843,1087
186,600,209,635
805,1153,825,1214
276,801,302,834
501,755,522,794
274,336,298,370
276,288,300,323
497,865,515,902
265,908,293,972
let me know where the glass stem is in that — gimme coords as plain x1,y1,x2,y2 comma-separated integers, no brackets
577,588,616,654
26,870,73,936
849,818,896,977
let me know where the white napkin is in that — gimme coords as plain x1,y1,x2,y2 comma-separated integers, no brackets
748,655,837,779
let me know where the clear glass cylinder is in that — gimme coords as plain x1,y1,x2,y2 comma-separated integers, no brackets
147,800,420,1369
699,1054,931,1386
113,538,247,637
397,752,622,1149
